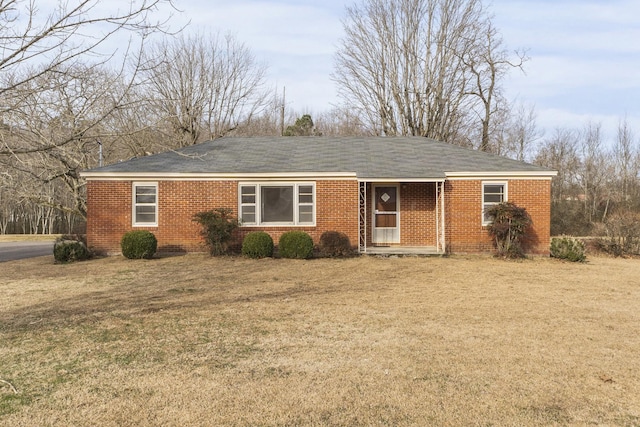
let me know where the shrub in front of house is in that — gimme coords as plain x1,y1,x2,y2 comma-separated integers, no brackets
121,230,157,259
192,208,239,256
550,236,586,262
242,231,274,258
319,231,354,257
486,202,532,259
278,231,314,259
53,238,91,263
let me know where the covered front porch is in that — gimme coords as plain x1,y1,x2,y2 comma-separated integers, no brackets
357,181,446,255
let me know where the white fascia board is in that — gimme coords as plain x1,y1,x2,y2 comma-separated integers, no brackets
81,171,358,181
445,171,557,180
357,177,445,183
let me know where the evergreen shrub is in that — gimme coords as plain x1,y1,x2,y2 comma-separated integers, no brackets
53,238,90,263
121,230,157,259
242,231,274,258
550,236,586,262
278,231,314,259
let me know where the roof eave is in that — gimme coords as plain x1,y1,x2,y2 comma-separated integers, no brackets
445,170,557,179
81,171,359,181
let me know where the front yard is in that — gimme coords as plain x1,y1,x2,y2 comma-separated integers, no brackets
1,254,639,426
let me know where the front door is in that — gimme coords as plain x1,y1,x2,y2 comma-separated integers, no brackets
372,185,400,244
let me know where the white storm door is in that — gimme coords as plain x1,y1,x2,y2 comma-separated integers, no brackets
372,185,400,244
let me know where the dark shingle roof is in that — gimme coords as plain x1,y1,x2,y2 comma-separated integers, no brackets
84,137,554,179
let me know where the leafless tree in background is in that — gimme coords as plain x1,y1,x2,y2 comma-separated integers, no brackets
463,20,527,151
0,0,177,231
501,103,542,161
534,128,583,234
140,32,269,147
314,107,371,136
0,0,176,153
333,0,520,146
578,122,610,223
613,118,640,208
0,64,145,219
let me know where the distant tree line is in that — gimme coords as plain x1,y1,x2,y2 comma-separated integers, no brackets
0,0,638,240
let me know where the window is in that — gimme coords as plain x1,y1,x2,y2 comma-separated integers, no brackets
239,183,315,226
482,182,506,225
133,182,158,226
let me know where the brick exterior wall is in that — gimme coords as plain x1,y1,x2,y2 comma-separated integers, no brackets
444,179,552,255
86,177,551,255
86,179,359,255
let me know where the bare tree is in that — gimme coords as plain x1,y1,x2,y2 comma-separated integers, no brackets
315,107,371,136
578,122,610,223
140,32,269,147
0,64,142,220
462,20,527,151
0,1,177,229
534,128,585,234
0,0,176,154
491,104,544,161
613,118,640,209
334,0,519,146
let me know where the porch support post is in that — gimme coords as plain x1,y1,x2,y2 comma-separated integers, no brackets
359,181,367,253
435,182,440,253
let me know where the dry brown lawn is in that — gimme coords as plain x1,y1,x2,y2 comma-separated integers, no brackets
1,253,639,426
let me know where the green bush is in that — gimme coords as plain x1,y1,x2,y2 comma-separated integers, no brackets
486,202,532,259
192,208,239,256
278,231,314,259
121,230,157,259
53,239,90,263
319,231,353,257
242,231,274,258
550,236,586,262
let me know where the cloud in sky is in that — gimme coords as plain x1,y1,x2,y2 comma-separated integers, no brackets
492,0,640,141
177,0,640,144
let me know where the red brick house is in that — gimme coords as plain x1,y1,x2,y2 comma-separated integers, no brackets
81,137,556,255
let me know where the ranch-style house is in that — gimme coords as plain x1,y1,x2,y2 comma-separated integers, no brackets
81,137,557,255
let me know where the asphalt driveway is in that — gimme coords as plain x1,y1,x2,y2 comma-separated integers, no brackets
0,241,54,262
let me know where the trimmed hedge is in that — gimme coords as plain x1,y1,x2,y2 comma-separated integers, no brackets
319,231,353,257
242,231,274,258
550,236,586,262
121,230,157,259
278,231,314,259
53,239,90,263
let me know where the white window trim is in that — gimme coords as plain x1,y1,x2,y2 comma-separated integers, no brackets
238,182,316,227
132,182,158,227
481,181,507,226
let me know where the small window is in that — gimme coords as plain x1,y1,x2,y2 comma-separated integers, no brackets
239,183,315,226
133,182,158,226
298,185,314,224
240,185,257,224
482,182,506,225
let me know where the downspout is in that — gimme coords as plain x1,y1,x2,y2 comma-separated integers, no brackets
440,181,446,253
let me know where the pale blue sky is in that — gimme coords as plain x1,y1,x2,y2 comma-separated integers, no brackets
175,0,640,144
